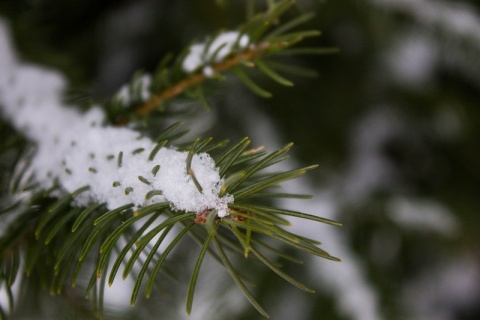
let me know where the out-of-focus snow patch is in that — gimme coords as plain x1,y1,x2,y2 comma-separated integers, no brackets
387,196,460,236
373,0,480,44
402,256,480,320
343,108,402,203
373,0,480,85
384,32,438,87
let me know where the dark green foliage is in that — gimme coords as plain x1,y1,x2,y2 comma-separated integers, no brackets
101,0,334,124
0,1,343,318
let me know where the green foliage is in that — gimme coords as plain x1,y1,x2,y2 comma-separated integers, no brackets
0,1,341,318
103,0,332,124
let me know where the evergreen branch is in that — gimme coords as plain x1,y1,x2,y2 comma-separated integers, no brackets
0,1,343,318
134,41,285,116
103,0,326,122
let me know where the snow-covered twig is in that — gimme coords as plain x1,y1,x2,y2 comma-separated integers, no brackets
0,19,233,217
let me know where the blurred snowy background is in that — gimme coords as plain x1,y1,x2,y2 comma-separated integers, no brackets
1,0,479,319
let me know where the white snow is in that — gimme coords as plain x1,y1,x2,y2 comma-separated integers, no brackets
114,73,152,106
387,196,459,236
0,18,233,217
182,31,250,74
373,0,480,46
384,33,438,87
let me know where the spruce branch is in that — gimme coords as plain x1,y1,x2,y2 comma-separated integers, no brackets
134,41,285,116
0,1,342,318
105,0,327,123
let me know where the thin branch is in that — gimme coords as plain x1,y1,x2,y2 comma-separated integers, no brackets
135,41,287,116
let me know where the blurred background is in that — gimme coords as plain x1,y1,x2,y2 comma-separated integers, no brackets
1,0,479,319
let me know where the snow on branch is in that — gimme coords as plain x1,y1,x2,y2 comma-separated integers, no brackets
0,19,233,217
182,31,250,75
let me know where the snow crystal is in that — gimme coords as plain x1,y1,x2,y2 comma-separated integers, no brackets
182,31,250,73
0,19,233,217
